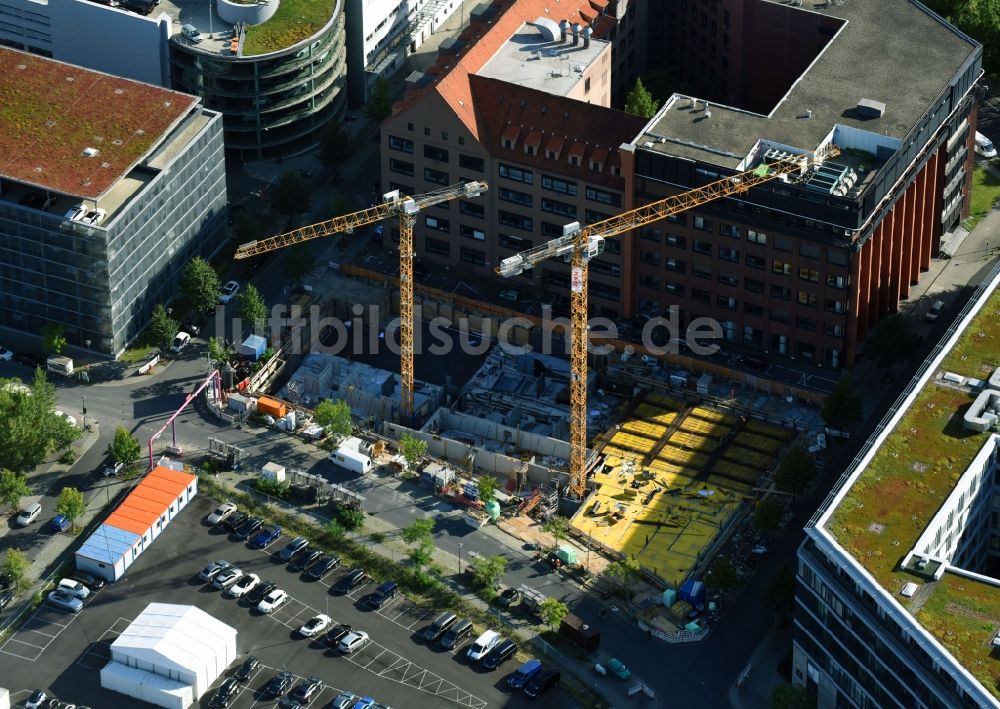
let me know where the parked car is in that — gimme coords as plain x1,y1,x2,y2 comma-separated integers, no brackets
263,670,294,698
329,692,356,709
524,668,561,698
47,590,83,613
15,353,44,368
219,280,240,303
213,567,244,590
338,630,370,654
926,299,946,322
199,560,233,582
226,572,259,599
439,618,473,651
508,659,542,689
57,578,90,599
349,699,375,709
498,587,521,607
49,514,71,533
0,346,14,361
288,676,322,704
257,588,288,614
249,524,281,549
233,516,263,541
206,502,237,526
279,536,309,562
102,460,125,478
0,588,14,611
482,638,517,670
180,319,201,337
243,580,276,606
63,204,87,221
421,612,457,643
366,580,399,609
305,555,339,580
233,655,259,682
606,657,631,680
221,511,248,533
324,623,353,647
298,614,331,637
333,568,367,593
80,208,107,226
467,630,500,661
290,549,322,573
169,331,190,353
15,502,42,526
208,677,240,708
26,690,47,709
54,410,77,427
71,572,105,591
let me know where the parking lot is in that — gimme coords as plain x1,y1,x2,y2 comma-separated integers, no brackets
0,495,570,708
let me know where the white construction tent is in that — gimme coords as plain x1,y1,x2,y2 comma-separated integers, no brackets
100,603,237,709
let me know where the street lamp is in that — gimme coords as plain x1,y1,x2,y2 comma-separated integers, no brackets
84,339,91,350
457,543,463,575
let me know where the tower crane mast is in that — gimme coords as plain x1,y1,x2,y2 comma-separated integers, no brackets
497,146,838,498
235,180,488,418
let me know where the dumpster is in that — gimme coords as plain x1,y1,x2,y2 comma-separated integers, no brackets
555,545,577,565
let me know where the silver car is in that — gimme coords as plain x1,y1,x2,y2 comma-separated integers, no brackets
213,567,244,590
330,693,355,709
199,560,232,582
48,590,83,613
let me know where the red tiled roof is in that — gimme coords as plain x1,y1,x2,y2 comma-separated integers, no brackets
0,47,198,200
524,130,543,149
590,146,609,165
502,124,521,145
393,0,614,140
545,134,565,156
470,75,646,188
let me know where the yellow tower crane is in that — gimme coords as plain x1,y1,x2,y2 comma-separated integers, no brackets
496,146,838,498
235,180,489,418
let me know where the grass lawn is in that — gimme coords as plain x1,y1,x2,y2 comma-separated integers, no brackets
964,163,1000,230
119,345,155,365
242,0,335,56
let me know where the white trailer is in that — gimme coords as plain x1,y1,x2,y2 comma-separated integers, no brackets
330,437,373,474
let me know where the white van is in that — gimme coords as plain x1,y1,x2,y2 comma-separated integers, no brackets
467,629,500,661
976,131,997,158
15,501,42,526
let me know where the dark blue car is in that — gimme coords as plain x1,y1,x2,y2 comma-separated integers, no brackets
249,524,281,550
49,514,71,532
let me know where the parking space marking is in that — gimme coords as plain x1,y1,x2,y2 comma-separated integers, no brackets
343,641,487,709
345,580,374,599
76,617,130,671
0,591,103,661
376,597,434,632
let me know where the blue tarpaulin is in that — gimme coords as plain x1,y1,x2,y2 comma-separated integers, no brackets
240,335,267,361
679,578,706,605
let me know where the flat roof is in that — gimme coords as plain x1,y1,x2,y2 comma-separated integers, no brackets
635,0,977,168
0,47,198,201
817,273,1000,699
477,22,607,97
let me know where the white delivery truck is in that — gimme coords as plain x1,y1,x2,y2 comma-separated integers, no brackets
329,436,373,474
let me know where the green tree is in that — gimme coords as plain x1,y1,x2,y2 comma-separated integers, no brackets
325,518,346,542
475,474,498,505
866,314,918,369
773,447,817,496
282,245,318,288
314,399,353,439
0,370,80,474
318,119,353,176
41,322,67,354
108,426,141,469
337,505,365,531
148,304,178,354
1,548,29,590
402,517,436,545
237,283,268,335
179,257,221,315
542,515,569,549
0,469,30,510
233,212,263,246
207,336,228,365
705,554,740,595
603,556,642,594
399,433,427,469
954,1,1000,79
763,565,797,618
753,496,785,537
769,682,816,709
822,379,863,430
624,77,661,118
469,553,507,590
364,78,393,122
270,171,312,222
539,597,570,630
56,487,86,531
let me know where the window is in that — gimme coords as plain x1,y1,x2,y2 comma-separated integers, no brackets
718,271,738,286
771,309,790,324
692,288,711,303
666,233,686,248
460,224,485,241
499,210,533,231
499,163,533,184
585,77,591,93
719,247,738,262
425,237,450,255
828,249,848,266
693,264,712,279
642,228,661,243
744,302,764,316
693,215,713,231
586,186,622,206
717,295,737,310
640,250,661,266
825,299,846,314
772,260,792,275
407,122,414,131
388,135,413,153
502,137,514,150
800,243,820,259
541,221,564,237
544,270,570,287
746,254,765,269
825,323,845,337
591,282,620,302
458,136,465,145
720,224,740,238
424,127,431,136
745,277,764,293
424,145,449,162
797,291,818,307
424,167,449,185
605,239,621,255
665,281,685,296
389,158,414,176
541,198,577,218
693,240,712,255
460,247,486,266
796,315,817,331
441,131,449,140
641,275,661,289
771,285,791,300
389,182,413,196
424,215,450,232
664,258,685,273
774,236,792,252
500,233,533,250
747,230,767,245
460,201,484,218
499,187,533,206
459,154,485,171
542,175,578,196
592,261,621,276
586,209,612,223
799,267,819,283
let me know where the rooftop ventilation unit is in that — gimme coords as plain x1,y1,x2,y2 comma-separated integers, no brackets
856,98,886,119
82,147,100,157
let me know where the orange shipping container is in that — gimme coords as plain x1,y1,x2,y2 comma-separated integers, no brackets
257,396,286,418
